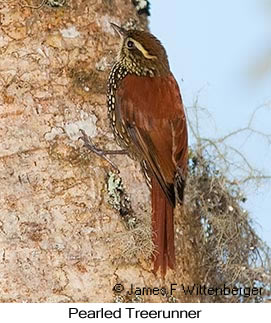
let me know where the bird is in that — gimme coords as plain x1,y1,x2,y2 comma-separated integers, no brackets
84,23,188,276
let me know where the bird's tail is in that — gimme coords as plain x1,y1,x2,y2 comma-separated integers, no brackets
151,177,175,276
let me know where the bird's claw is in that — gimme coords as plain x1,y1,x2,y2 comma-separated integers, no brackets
79,129,120,173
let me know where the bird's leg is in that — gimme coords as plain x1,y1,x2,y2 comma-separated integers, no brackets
79,129,128,172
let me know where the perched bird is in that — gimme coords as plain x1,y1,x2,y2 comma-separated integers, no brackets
107,24,188,276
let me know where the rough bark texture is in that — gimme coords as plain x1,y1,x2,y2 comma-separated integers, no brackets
0,0,202,302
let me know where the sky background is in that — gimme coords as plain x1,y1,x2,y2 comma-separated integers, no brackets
150,0,271,247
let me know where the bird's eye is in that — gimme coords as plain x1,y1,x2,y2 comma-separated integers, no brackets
127,40,134,48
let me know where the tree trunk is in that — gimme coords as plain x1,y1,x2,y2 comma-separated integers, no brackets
0,0,202,302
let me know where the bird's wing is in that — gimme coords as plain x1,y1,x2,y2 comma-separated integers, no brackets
115,73,188,205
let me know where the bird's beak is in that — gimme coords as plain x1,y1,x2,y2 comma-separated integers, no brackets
110,23,126,38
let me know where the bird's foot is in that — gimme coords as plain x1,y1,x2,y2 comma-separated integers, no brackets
79,129,127,172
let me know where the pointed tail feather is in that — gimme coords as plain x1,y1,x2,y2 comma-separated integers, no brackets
151,177,175,276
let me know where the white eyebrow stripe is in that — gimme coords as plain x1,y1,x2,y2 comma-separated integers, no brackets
131,39,157,60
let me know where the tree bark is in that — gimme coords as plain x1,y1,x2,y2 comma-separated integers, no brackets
0,0,202,302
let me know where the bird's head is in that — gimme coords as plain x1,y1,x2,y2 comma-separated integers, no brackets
111,23,170,77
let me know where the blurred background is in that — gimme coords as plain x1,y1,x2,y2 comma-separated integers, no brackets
150,0,271,246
